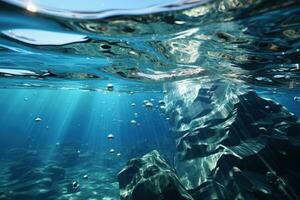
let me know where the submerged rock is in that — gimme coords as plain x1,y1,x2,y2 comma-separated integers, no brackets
118,150,193,200
163,80,300,199
118,86,300,199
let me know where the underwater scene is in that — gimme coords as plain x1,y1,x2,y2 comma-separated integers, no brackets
0,0,300,199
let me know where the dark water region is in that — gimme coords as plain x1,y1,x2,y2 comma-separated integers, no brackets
0,0,300,199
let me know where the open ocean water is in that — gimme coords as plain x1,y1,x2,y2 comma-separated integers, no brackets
0,0,300,199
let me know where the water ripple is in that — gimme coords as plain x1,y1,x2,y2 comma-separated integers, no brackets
0,0,299,91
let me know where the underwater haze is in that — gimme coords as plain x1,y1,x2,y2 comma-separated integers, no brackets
0,0,300,199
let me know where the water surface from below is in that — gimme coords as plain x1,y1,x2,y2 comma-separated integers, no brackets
0,0,300,199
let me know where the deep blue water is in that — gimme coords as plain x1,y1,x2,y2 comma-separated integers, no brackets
0,0,300,200
0,89,174,156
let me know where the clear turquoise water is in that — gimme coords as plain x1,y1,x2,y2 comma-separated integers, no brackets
0,0,300,199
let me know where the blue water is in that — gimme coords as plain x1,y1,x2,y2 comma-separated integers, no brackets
0,88,176,199
0,0,300,199
0,89,173,153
